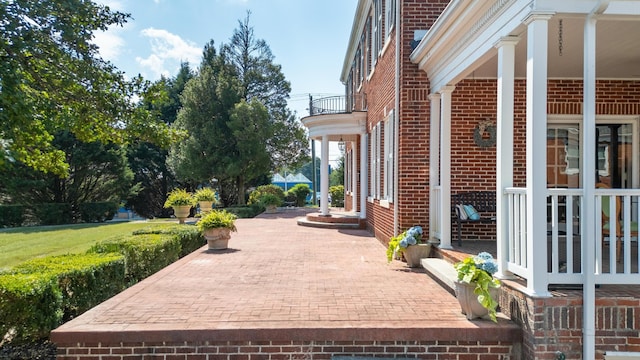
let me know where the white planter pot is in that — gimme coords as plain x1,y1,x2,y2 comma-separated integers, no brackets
198,201,214,214
402,243,431,268
204,228,232,250
454,281,499,320
172,205,192,224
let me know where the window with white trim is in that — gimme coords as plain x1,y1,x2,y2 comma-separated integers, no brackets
385,0,396,40
370,123,382,199
384,110,395,202
374,0,382,63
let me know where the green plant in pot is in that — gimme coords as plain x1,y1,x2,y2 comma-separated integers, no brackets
194,187,217,214
197,210,237,250
259,193,282,213
454,252,501,322
163,188,195,224
386,226,431,267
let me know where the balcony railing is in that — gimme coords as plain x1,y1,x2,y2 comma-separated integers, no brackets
308,94,366,116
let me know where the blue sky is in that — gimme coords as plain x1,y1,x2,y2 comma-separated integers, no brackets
93,0,358,164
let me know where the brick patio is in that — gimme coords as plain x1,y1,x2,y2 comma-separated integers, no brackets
51,208,521,359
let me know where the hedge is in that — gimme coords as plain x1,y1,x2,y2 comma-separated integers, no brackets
0,253,125,343
0,224,204,345
78,202,118,223
0,205,25,228
32,203,73,225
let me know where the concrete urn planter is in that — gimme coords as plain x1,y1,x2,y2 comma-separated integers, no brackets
172,205,192,224
403,243,431,268
454,281,499,320
204,228,232,250
198,201,214,214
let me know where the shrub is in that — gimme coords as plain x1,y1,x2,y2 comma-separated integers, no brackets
225,204,264,218
163,188,195,208
197,210,237,231
0,253,125,343
194,187,217,202
329,185,345,207
258,193,282,207
247,184,285,205
0,205,25,228
131,225,203,257
78,202,118,223
32,203,73,225
288,184,311,207
89,233,181,284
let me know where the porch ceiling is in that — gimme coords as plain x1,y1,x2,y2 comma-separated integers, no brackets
470,16,640,79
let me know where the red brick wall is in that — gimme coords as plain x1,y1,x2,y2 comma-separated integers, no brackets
55,339,518,360
501,283,640,359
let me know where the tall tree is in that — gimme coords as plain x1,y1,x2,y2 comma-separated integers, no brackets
127,63,194,218
221,12,309,172
0,0,182,177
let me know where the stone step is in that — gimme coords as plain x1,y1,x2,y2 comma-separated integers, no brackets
421,257,458,296
296,217,363,230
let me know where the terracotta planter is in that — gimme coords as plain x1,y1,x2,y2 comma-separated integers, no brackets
198,201,214,214
454,281,499,320
204,228,232,250
403,243,431,268
172,205,192,224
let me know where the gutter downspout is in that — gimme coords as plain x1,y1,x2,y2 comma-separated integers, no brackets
583,2,609,359
393,0,401,236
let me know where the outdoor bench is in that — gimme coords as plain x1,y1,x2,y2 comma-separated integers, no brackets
451,191,497,246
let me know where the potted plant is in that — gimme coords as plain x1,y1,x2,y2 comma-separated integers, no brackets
259,193,282,213
386,226,431,267
197,209,237,250
453,252,501,322
194,187,217,214
163,188,195,224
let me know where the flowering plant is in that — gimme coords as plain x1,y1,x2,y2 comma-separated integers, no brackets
454,252,501,322
386,226,424,262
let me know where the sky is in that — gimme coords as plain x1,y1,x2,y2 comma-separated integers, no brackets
93,0,358,165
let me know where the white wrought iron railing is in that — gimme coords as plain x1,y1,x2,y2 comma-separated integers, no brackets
503,187,640,290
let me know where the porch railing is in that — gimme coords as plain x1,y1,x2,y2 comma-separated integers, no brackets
431,185,442,240
308,94,366,116
504,187,640,290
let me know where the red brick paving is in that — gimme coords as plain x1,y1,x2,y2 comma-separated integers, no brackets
51,208,519,344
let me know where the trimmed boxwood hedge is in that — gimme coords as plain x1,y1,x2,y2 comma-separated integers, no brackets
0,224,204,345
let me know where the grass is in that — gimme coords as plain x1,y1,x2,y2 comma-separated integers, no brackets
0,220,178,271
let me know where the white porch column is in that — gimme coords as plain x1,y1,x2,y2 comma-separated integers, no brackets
320,135,330,216
495,36,519,279
429,93,441,243
439,86,455,250
582,9,600,360
360,133,368,219
352,141,358,214
524,13,553,297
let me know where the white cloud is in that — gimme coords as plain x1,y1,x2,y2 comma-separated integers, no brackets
93,30,125,62
136,28,202,79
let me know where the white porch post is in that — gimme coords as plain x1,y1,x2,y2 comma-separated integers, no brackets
495,36,519,279
524,13,553,297
439,86,455,250
429,93,441,242
320,135,330,216
352,141,358,214
360,133,368,220
582,9,600,360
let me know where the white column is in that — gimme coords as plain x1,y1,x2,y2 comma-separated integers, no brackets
439,86,455,250
495,36,519,280
352,141,358,215
429,93,441,243
524,13,553,297
320,135,330,216
582,11,599,360
360,133,368,219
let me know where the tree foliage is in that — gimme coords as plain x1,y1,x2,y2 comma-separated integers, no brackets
169,14,309,205
0,0,183,177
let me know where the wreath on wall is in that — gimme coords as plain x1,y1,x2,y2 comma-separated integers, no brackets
473,120,497,148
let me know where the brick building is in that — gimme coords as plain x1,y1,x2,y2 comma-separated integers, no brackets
301,0,640,358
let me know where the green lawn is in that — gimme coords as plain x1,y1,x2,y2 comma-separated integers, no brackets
0,221,176,271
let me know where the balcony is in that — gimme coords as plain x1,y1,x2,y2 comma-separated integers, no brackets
308,94,366,116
